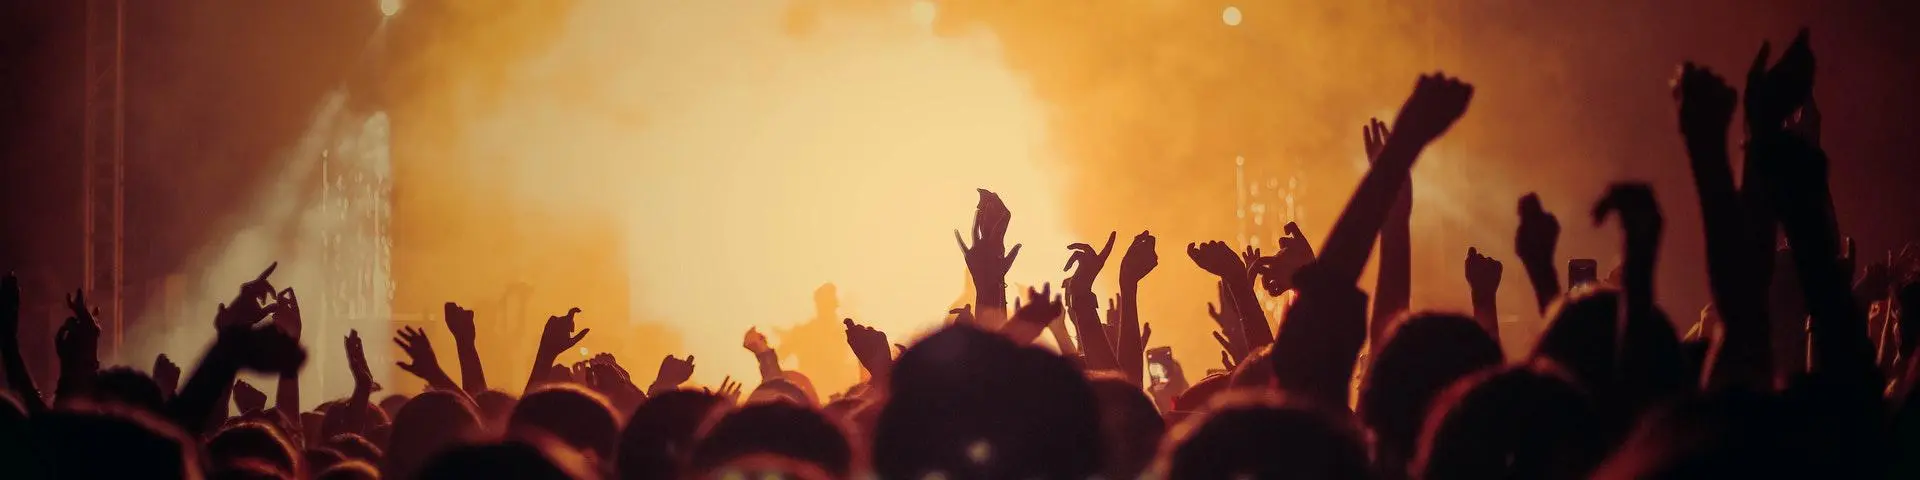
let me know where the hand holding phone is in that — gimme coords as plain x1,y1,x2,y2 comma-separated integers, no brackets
1568,258,1599,287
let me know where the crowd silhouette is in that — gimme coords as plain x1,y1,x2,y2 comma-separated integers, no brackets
4,29,1918,479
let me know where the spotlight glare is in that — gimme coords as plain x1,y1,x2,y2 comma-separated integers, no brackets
910,1,937,28
1222,6,1242,26
380,0,400,17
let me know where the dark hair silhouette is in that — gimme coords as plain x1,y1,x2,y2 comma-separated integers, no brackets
315,460,380,480
1359,311,1504,475
874,325,1103,480
1157,392,1370,479
474,389,517,430
88,367,165,413
304,447,347,475
1087,374,1167,480
616,389,726,480
509,383,621,464
19,406,201,479
325,433,384,463
378,394,411,419
416,439,590,480
1413,361,1603,479
688,401,854,477
383,389,482,480
1531,287,1687,443
207,419,299,476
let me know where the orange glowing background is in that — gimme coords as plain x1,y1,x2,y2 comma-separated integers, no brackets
363,0,1759,395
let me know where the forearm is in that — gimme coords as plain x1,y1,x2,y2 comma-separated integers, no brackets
1522,260,1560,315
525,354,558,393
1688,141,1774,388
1067,289,1119,371
1118,284,1144,386
1045,317,1079,357
1225,277,1272,351
1471,290,1500,338
1373,215,1412,350
971,274,1008,328
756,349,784,383
1690,141,1766,319
169,343,241,436
1317,144,1419,284
55,358,99,405
456,341,488,395
275,372,299,424
1,343,46,414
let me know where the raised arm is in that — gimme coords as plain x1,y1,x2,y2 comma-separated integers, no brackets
742,327,784,383
1743,32,1874,383
1001,284,1063,346
54,291,102,404
1674,63,1773,389
0,274,46,414
526,308,588,392
445,302,488,395
1515,194,1563,314
1367,118,1415,352
1593,184,1684,398
1273,73,1473,408
271,288,302,425
648,354,695,396
956,189,1022,328
1190,241,1272,352
1313,74,1473,286
1065,232,1121,371
169,263,306,435
844,319,894,386
1465,247,1504,336
1117,231,1158,386
395,326,461,392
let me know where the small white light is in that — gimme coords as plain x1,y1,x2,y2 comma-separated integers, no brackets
1222,6,1243,26
380,0,401,18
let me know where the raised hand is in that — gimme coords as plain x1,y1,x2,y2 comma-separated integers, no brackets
535,308,589,361
1384,73,1475,156
346,330,376,394
1515,194,1561,268
1466,247,1505,335
652,354,695,390
443,301,488,394
743,327,771,354
232,379,267,414
948,304,975,326
584,354,643,412
716,376,742,404
1119,231,1158,285
1515,194,1564,313
216,263,281,330
394,326,455,391
56,291,102,371
1002,284,1062,346
153,354,181,397
1593,184,1665,259
444,302,476,344
844,319,894,381
1187,241,1249,280
1064,231,1118,286
1675,62,1739,145
1466,247,1503,294
1254,222,1316,296
1743,29,1814,137
956,189,1022,325
1207,281,1247,362
1362,117,1389,162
